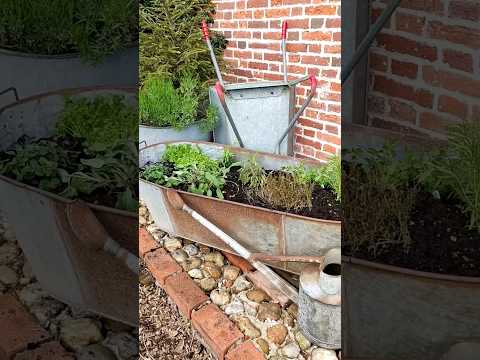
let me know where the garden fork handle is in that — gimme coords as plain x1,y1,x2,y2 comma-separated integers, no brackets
202,20,225,88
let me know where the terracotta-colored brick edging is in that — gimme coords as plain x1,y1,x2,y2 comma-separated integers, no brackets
0,294,66,359
139,229,266,359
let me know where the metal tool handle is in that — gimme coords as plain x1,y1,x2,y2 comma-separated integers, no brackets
202,20,225,88
282,20,288,83
0,87,20,115
276,75,318,154
214,82,245,148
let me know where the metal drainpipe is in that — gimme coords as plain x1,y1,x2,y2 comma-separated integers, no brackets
341,0,403,85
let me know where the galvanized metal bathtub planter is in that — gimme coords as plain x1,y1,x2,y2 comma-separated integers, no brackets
0,87,138,326
0,46,138,102
139,122,211,148
342,124,480,360
140,141,341,275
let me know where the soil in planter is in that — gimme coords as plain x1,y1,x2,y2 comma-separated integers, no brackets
149,163,341,221
344,191,480,277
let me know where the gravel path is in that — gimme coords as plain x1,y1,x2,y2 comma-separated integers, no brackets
139,263,213,360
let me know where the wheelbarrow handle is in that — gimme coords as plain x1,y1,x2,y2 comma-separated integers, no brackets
201,19,210,40
276,75,318,154
214,82,245,148
282,20,288,40
282,20,288,83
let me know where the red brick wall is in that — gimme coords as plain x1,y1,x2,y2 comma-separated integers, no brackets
212,0,341,161
367,0,480,137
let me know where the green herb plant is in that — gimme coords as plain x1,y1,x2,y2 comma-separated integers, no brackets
139,75,217,132
56,95,138,147
0,0,137,63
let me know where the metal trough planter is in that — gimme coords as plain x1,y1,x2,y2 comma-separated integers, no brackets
139,122,210,148
140,141,341,275
342,124,480,360
0,86,137,326
0,46,138,102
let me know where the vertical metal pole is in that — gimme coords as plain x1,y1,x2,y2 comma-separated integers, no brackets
282,21,288,83
202,20,225,88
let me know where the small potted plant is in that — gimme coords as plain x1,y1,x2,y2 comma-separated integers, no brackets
139,74,218,146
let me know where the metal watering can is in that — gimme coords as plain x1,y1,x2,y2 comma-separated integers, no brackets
298,248,341,349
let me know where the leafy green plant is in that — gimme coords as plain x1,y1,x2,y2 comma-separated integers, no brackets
56,95,137,147
430,123,480,232
139,0,227,85
139,75,217,132
0,0,137,63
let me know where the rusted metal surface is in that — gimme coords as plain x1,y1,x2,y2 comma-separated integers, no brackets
140,141,341,275
342,256,480,360
0,87,138,325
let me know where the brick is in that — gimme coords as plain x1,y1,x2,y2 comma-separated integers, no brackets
296,135,322,150
428,21,480,50
249,42,280,51
322,144,338,154
394,0,444,14
287,19,309,29
376,33,437,61
265,8,289,18
373,75,434,108
369,53,388,72
396,12,425,35
0,295,50,358
305,5,337,16
391,59,418,79
248,62,268,70
324,45,340,54
389,99,417,124
423,66,480,98
139,228,160,258
222,252,254,273
247,20,268,28
287,43,307,52
303,31,332,41
443,49,474,73
14,341,73,360
144,248,181,286
449,0,480,22
192,304,243,360
246,0,268,8
264,53,282,62
420,112,458,133
218,2,235,10
226,341,265,360
438,95,468,119
326,18,341,28
368,94,386,115
311,18,324,28
165,272,209,319
302,55,329,66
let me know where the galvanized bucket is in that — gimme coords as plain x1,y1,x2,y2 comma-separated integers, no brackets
209,81,295,155
0,86,138,326
139,122,211,148
140,141,341,275
0,47,138,103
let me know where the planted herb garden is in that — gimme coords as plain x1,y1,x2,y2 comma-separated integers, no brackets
140,144,341,220
0,95,138,212
343,122,480,276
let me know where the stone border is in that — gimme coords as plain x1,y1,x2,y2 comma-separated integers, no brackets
139,228,266,360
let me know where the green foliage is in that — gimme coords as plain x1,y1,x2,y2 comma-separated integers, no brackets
142,144,236,199
139,0,227,85
56,95,138,147
239,156,266,197
282,155,341,201
430,123,480,232
0,138,138,212
0,0,137,63
139,75,217,132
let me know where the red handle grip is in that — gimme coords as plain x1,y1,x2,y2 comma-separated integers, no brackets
201,20,210,40
282,20,288,40
309,75,317,95
215,81,225,102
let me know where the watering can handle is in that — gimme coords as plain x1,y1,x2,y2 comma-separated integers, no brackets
0,87,20,114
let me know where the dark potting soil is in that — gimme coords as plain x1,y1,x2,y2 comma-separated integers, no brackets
223,167,341,221
344,191,480,277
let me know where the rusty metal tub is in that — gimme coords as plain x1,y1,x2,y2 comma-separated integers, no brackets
140,141,341,275
0,87,137,326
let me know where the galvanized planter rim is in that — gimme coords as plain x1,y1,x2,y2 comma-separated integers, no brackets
139,121,205,131
0,85,137,114
0,85,137,218
342,255,480,283
0,45,138,60
140,141,340,225
0,173,136,218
